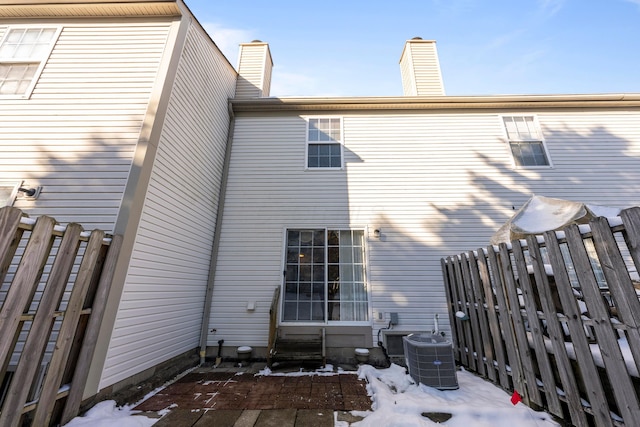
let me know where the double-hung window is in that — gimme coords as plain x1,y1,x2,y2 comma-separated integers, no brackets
283,229,368,323
306,117,343,169
502,115,551,167
0,27,61,98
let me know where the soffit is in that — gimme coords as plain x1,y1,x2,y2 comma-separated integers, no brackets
0,1,181,18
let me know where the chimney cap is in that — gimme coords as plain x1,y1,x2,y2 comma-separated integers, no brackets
411,37,423,40
251,39,263,43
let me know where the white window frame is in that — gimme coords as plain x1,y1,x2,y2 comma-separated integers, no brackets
280,227,370,326
501,115,553,168
0,181,21,207
0,26,61,99
304,116,344,170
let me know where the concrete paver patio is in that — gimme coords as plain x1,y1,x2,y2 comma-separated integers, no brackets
134,363,371,427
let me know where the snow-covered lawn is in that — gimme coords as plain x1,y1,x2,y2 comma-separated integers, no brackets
64,364,558,427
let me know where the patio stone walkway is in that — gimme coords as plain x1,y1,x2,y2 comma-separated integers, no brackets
134,363,371,426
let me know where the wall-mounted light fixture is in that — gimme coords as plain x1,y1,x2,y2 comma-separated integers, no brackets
373,228,381,238
19,187,36,196
18,186,42,200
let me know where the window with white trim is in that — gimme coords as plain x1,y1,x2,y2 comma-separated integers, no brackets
283,229,368,323
0,181,20,207
306,117,343,168
502,115,551,167
0,27,60,97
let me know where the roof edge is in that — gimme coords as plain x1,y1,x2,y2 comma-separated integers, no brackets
231,93,640,112
0,1,182,18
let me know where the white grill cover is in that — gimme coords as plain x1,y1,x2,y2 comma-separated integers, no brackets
490,195,621,245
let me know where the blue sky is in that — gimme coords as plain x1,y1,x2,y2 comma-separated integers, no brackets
184,0,640,97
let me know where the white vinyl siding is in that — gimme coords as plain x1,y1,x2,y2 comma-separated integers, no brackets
0,21,172,230
212,110,640,347
99,23,236,388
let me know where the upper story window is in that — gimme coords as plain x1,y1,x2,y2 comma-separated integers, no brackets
502,115,551,167
0,26,61,98
306,117,343,169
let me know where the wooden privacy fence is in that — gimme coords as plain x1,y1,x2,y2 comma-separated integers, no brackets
442,207,640,427
0,206,122,427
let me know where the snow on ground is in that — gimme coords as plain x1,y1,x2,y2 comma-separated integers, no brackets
63,400,156,427
63,364,559,427
351,364,558,427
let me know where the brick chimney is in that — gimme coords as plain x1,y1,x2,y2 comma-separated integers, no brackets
399,38,445,96
235,40,273,98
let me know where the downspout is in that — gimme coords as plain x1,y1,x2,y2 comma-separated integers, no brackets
199,100,235,365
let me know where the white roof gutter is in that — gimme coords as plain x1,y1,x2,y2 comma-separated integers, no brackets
231,93,640,113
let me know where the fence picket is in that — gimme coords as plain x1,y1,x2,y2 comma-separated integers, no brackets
452,256,475,369
0,207,24,286
497,243,542,407
467,251,494,379
620,207,640,279
0,207,120,426
526,235,587,425
0,223,83,427
32,229,106,427
476,249,509,388
443,214,640,426
61,234,123,425
512,240,561,414
460,252,485,375
544,230,611,426
591,217,640,375
566,223,640,423
441,258,462,362
0,216,56,379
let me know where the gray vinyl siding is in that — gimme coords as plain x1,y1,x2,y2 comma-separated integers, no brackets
211,109,640,347
99,23,236,388
0,21,172,230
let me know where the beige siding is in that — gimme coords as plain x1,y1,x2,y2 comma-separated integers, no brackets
0,21,172,230
99,23,237,388
211,109,640,347
235,42,272,98
400,40,445,96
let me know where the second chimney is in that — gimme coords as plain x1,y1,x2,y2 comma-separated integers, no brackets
235,40,273,98
399,38,445,96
